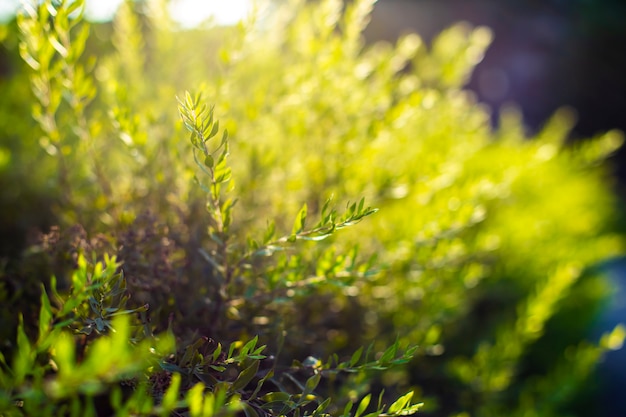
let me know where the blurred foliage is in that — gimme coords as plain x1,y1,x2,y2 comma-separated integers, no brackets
0,0,624,416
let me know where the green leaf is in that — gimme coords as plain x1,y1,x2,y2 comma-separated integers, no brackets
52,331,76,381
228,341,238,359
89,296,100,314
212,343,222,362
217,142,229,164
405,345,419,357
184,91,194,109
398,403,424,416
349,346,364,367
250,368,274,400
161,372,182,412
303,372,321,395
13,316,33,385
181,338,208,367
187,382,205,417
205,154,214,168
292,203,308,235
355,394,371,417
342,400,353,417
320,195,333,220
378,340,399,364
388,391,413,415
208,120,220,139
205,104,214,122
241,336,259,357
312,397,332,417
260,392,292,403
231,360,260,392
348,201,357,216
263,220,276,243
38,284,53,345
215,167,232,183
376,389,386,411
66,0,84,16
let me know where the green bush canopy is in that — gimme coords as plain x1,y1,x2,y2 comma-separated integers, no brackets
0,0,624,416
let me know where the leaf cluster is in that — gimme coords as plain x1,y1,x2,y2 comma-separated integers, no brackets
0,0,624,416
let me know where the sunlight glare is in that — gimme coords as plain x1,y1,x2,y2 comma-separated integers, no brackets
168,0,253,27
0,0,19,23
85,0,124,22
83,0,252,27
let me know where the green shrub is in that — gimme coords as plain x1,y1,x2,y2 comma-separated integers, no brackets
0,0,624,416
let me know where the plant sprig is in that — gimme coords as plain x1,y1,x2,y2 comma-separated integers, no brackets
244,195,379,261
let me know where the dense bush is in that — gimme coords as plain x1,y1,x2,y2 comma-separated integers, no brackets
0,0,624,416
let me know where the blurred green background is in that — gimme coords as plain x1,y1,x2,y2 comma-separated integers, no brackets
362,2,626,415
